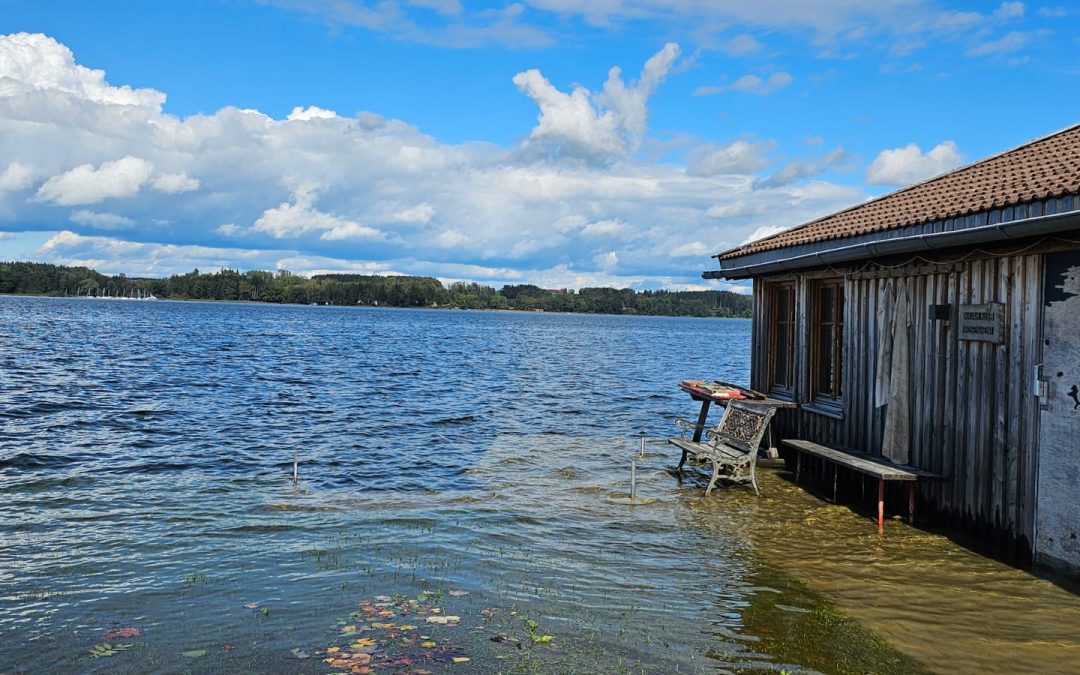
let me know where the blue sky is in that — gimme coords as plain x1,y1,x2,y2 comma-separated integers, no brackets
0,0,1077,292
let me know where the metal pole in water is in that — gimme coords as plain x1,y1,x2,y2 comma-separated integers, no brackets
630,461,637,500
639,434,645,459
292,449,298,484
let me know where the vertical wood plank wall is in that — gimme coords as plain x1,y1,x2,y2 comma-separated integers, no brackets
750,253,1043,554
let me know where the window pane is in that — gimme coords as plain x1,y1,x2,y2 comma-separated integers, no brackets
819,285,835,323
775,320,790,386
835,287,844,396
818,323,834,396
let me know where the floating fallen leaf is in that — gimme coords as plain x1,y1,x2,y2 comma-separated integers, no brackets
291,648,311,659
378,654,420,669
428,647,469,663
424,615,460,625
378,610,395,617
334,652,373,668
421,641,436,648
398,624,417,631
182,649,207,658
452,657,471,663
448,590,469,597
341,625,357,633
104,627,141,639
223,644,236,652
242,603,259,609
373,595,392,602
89,643,132,658
350,638,376,649
490,635,521,648
327,646,341,654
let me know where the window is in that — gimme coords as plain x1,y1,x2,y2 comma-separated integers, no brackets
768,284,795,393
811,280,844,402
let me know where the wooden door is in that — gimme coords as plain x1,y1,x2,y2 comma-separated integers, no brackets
1036,250,1080,573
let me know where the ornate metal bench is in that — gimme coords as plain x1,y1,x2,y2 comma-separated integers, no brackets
669,400,777,496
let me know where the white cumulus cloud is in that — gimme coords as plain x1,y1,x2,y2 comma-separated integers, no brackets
253,187,382,240
0,32,165,109
69,209,135,230
35,156,153,206
687,140,772,176
287,105,339,121
513,43,679,162
151,172,200,194
392,202,435,224
866,141,964,186
0,162,34,192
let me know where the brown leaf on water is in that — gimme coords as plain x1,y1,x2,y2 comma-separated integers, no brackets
104,627,141,639
242,603,259,609
490,635,522,649
223,643,236,652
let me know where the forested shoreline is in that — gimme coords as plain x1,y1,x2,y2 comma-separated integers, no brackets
0,261,751,317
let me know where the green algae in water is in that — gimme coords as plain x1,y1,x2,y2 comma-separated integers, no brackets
735,566,930,675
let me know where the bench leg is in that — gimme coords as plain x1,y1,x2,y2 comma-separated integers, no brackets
908,483,916,524
877,479,885,531
795,450,802,483
705,461,722,496
832,465,838,502
677,449,688,472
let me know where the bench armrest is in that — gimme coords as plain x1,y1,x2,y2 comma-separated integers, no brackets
674,418,711,439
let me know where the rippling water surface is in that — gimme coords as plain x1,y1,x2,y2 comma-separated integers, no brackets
3,296,1079,675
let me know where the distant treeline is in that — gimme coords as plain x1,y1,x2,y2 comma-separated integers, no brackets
0,261,751,318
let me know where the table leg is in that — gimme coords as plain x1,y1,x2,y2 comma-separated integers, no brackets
833,465,838,502
677,449,688,472
795,450,801,483
877,479,885,531
691,399,711,443
764,424,780,459
908,483,916,524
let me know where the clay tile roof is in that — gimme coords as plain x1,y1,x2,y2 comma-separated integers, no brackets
717,122,1080,261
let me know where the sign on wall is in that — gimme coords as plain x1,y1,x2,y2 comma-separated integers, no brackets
958,302,1005,344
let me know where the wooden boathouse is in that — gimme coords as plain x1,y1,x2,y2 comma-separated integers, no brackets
706,124,1080,576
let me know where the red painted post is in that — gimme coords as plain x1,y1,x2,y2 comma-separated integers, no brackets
877,479,885,531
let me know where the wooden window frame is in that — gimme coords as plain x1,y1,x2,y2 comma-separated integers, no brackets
808,279,844,412
767,282,796,399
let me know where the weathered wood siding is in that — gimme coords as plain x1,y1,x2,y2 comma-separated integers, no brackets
751,253,1043,554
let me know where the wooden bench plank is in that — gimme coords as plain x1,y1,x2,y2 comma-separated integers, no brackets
782,439,945,481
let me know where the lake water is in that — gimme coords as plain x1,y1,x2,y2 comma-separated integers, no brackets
2,296,1079,674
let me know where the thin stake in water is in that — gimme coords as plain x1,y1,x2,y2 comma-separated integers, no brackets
292,449,298,484
630,461,637,500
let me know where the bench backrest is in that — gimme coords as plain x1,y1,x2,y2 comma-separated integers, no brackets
708,400,776,454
